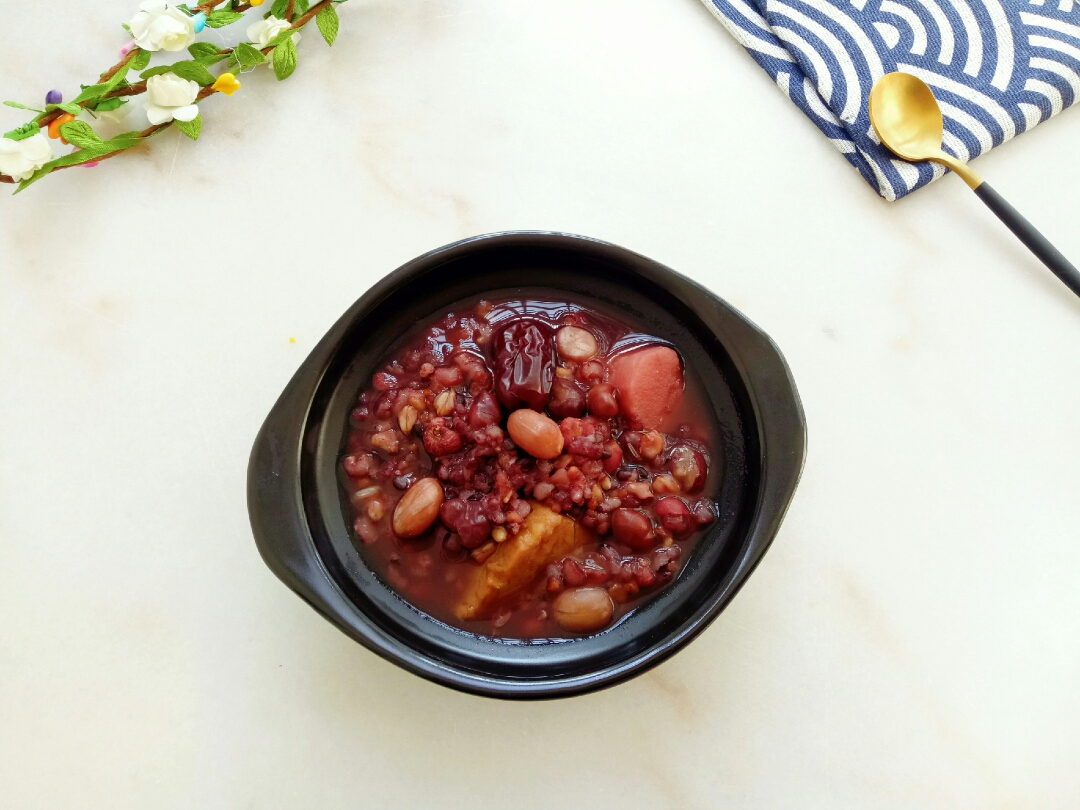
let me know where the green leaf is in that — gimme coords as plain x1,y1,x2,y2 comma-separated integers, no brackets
45,148,109,170
15,167,52,194
270,0,289,18
59,121,104,149
175,113,202,141
173,61,217,86
273,37,298,80
316,5,339,46
143,61,216,86
90,97,127,113
295,0,310,18
234,42,266,67
3,122,41,141
98,131,142,151
103,66,133,95
129,49,152,71
43,102,84,116
4,101,45,113
187,43,229,69
197,53,230,68
267,28,297,48
69,72,132,119
206,9,244,27
188,42,222,60
73,83,109,104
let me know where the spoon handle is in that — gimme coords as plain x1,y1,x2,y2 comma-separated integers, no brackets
972,182,1080,298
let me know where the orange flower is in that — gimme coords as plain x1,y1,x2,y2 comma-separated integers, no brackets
47,113,77,144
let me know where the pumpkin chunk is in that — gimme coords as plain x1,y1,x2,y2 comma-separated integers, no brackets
456,504,592,620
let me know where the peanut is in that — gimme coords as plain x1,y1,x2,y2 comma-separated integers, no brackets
392,477,444,538
507,408,565,459
553,587,614,633
435,389,456,416
398,405,418,433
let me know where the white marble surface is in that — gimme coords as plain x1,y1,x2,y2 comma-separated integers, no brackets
3,1,1080,807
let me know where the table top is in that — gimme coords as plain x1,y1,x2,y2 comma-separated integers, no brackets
3,1,1079,807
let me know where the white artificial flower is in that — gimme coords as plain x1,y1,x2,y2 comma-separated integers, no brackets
0,132,53,181
246,15,300,48
128,1,196,52
144,73,200,125
95,101,134,125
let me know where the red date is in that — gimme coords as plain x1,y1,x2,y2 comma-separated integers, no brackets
494,320,557,411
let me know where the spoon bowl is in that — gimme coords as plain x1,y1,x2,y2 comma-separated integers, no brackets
869,72,979,187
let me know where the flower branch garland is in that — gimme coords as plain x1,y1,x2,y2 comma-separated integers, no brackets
0,0,345,193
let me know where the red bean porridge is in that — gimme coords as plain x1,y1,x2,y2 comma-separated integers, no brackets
339,296,721,638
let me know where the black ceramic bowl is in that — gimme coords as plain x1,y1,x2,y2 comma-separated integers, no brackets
247,232,805,699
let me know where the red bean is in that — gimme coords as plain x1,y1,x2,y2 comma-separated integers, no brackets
533,482,555,501
692,499,717,527
353,515,379,544
582,558,609,585
587,383,619,418
638,430,664,460
468,392,501,428
547,377,586,419
373,372,398,391
454,352,494,395
439,498,491,547
601,441,623,474
343,453,376,478
432,366,463,388
441,533,467,562
669,445,707,493
562,558,586,587
611,508,655,551
654,496,692,535
621,431,643,460
576,360,606,386
652,545,682,570
631,556,656,587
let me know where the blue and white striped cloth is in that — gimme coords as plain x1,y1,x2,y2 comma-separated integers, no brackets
703,0,1080,199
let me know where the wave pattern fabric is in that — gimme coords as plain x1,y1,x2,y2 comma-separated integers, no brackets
702,0,1080,199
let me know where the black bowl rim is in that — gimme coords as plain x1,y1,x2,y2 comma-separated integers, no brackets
247,231,806,699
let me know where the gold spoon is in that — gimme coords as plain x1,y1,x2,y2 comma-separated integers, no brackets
869,72,1080,298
